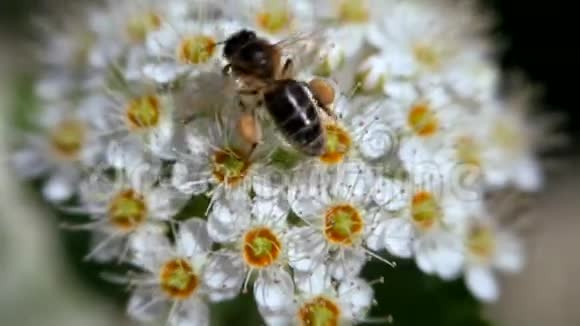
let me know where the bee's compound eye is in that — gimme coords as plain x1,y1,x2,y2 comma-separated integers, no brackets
224,30,258,58
308,78,335,107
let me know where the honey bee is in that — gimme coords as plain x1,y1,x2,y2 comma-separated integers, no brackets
222,29,336,156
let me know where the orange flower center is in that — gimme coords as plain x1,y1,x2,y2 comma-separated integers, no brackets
159,258,199,300
50,120,86,160
320,124,352,164
242,227,282,268
125,95,162,130
411,191,441,231
338,0,369,23
407,103,439,137
467,225,496,261
211,149,251,186
324,204,364,246
126,12,162,44
176,35,217,64
108,189,148,231
298,296,341,326
256,0,292,34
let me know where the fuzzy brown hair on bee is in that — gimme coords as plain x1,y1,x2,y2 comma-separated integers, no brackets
223,29,336,157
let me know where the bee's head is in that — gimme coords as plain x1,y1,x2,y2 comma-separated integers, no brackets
223,29,257,59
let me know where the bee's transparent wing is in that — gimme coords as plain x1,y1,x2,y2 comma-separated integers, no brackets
275,30,328,74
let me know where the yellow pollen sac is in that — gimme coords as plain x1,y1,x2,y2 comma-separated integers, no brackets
320,124,352,165
126,12,162,44
413,43,440,70
212,149,251,186
407,103,439,137
159,258,199,300
456,136,482,166
125,95,162,130
242,227,282,268
298,296,341,326
108,189,148,231
338,0,370,23
411,191,441,231
467,225,496,261
50,120,86,160
324,204,364,246
176,35,217,64
256,0,292,34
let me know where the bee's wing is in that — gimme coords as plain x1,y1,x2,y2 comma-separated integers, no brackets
275,30,328,73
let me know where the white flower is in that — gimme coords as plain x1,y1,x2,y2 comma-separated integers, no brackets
144,19,240,83
91,81,178,160
462,217,524,302
366,0,491,87
370,175,480,280
287,162,393,279
11,102,104,202
204,196,293,305
70,161,187,261
261,272,375,326
448,103,543,191
227,0,315,39
126,218,213,326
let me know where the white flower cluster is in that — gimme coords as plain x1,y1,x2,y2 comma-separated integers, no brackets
13,0,543,324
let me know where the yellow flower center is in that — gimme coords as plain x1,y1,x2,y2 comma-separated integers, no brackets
126,12,162,44
407,103,439,137
211,149,251,186
108,189,148,231
320,124,352,164
411,191,441,231
491,119,524,155
338,0,369,23
413,43,440,70
176,35,217,64
467,225,496,261
256,0,292,34
298,296,341,326
125,95,162,130
324,204,364,246
159,258,199,300
50,120,86,160
242,227,282,268
456,136,482,166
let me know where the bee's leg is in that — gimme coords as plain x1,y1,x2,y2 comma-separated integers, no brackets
280,58,295,79
238,108,262,158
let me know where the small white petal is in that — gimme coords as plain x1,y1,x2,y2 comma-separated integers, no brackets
514,158,542,191
252,197,289,227
207,202,250,242
129,225,172,270
43,172,76,202
127,288,165,322
330,162,374,204
169,298,210,326
254,269,294,313
147,186,187,220
383,218,415,258
338,278,374,320
143,63,189,84
203,251,245,299
172,162,209,195
330,248,366,280
177,218,212,257
294,264,331,295
465,266,499,303
494,232,525,273
287,227,327,272
252,168,285,198
371,177,408,210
